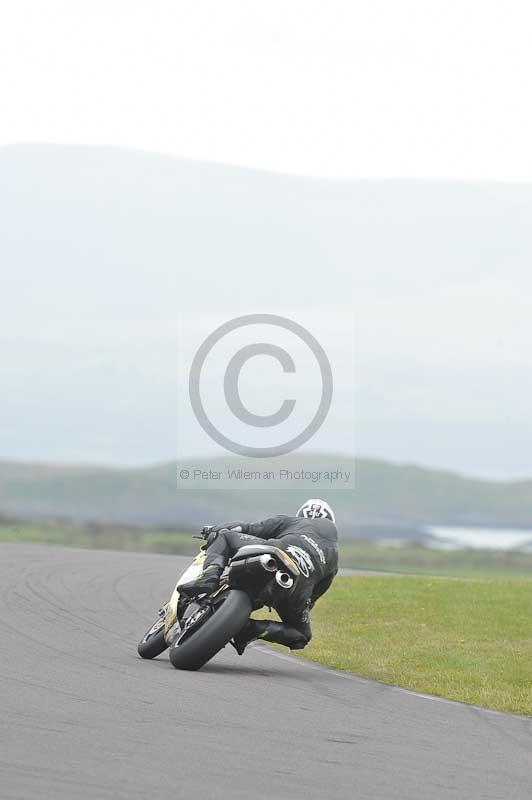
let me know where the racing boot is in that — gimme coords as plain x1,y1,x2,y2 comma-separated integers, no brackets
231,619,269,655
232,620,309,654
179,564,223,597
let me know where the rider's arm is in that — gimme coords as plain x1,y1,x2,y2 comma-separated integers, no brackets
246,515,293,539
212,521,248,533
211,515,291,539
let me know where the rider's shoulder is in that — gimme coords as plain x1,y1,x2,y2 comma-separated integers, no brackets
308,517,338,539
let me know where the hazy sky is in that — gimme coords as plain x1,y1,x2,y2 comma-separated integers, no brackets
2,4,532,479
1,0,532,180
2,144,531,476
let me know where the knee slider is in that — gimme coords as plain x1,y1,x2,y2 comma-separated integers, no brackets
285,629,310,650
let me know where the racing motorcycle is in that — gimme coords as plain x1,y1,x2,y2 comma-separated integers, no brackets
137,527,301,671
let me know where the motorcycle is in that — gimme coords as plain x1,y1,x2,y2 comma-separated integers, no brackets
137,526,301,671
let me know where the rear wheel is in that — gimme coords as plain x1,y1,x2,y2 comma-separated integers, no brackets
137,616,168,659
169,589,252,671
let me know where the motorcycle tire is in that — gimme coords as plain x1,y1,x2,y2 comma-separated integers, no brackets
137,616,168,659
169,589,252,671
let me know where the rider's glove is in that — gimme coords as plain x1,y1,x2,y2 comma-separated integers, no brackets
211,521,248,534
201,522,250,548
204,527,233,547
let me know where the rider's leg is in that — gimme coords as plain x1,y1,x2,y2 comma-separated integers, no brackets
232,605,312,654
180,529,267,596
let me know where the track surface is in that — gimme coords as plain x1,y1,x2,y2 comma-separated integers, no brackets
1,544,531,799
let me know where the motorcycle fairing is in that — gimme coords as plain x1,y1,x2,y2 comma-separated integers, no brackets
163,549,207,637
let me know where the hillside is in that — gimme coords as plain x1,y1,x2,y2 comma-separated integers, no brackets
1,456,532,534
2,144,532,477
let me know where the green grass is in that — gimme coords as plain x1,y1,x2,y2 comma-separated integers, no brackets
267,574,532,715
0,521,199,556
340,539,532,578
1,521,532,578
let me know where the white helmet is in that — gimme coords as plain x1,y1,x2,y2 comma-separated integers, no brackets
296,498,335,524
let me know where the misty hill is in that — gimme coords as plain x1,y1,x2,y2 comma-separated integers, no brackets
1,456,532,535
2,144,532,477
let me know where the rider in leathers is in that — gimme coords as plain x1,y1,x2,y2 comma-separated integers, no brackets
181,499,338,655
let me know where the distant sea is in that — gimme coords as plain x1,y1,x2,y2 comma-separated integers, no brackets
426,526,532,552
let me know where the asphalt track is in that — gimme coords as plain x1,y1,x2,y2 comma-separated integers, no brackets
1,544,531,800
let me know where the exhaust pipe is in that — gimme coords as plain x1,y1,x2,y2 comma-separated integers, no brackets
260,554,278,572
275,570,294,589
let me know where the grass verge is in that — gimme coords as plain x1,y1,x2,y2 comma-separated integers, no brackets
2,521,532,578
0,521,198,555
340,539,532,578
277,574,532,716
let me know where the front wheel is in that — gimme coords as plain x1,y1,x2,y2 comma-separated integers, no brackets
169,589,252,671
138,616,168,659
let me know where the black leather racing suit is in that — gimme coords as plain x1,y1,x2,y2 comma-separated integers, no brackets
202,515,339,650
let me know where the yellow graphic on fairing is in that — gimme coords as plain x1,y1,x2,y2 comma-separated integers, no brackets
163,550,207,636
272,548,301,576
192,550,208,565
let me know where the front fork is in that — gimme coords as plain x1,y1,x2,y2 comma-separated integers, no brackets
162,549,208,643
